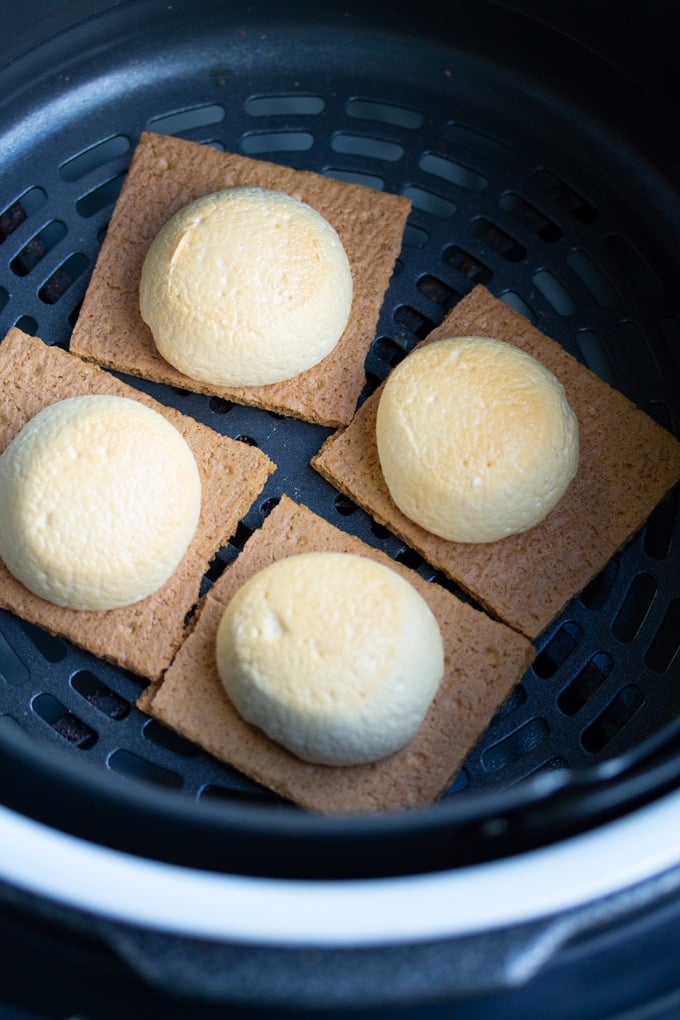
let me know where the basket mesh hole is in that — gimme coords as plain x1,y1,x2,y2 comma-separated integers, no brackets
333,493,357,517
245,94,325,116
605,233,662,297
38,252,88,304
532,269,575,316
14,314,38,334
70,670,130,720
11,221,67,277
143,717,201,756
481,717,549,774
241,131,314,155
574,328,616,383
0,188,47,242
372,335,407,367
533,622,583,679
567,249,620,308
346,98,424,129
443,244,491,283
499,192,561,241
394,303,436,340
420,153,487,193
645,598,680,673
416,273,457,307
19,621,67,663
581,685,645,753
644,492,676,560
76,172,127,218
147,104,225,135
403,186,456,219
200,782,281,805
59,135,130,182
557,652,614,715
331,133,404,162
324,168,385,190
402,223,429,249
0,631,29,686
612,573,657,641
618,319,660,385
580,559,619,611
108,748,182,788
442,122,513,164
472,218,525,262
532,169,598,223
208,396,234,414
32,692,97,749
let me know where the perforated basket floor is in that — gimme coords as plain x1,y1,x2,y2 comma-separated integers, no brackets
0,0,678,826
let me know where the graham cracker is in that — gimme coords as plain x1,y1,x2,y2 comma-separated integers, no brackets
69,131,411,428
0,329,275,682
312,285,680,639
145,495,534,814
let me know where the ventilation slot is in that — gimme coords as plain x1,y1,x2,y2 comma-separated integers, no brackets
443,244,491,283
0,632,29,686
575,328,616,384
532,269,575,316
645,598,680,673
241,131,314,155
59,135,130,182
71,670,130,720
420,153,487,193
612,573,657,642
108,748,182,788
38,252,88,304
331,133,404,162
403,186,455,219
19,621,67,663
499,193,560,241
76,173,127,218
416,273,457,308
246,94,325,116
32,693,97,749
147,104,225,135
0,187,47,243
346,98,423,129
481,718,549,774
557,652,614,715
581,686,644,753
472,218,525,262
11,221,67,277
532,170,597,223
533,622,583,679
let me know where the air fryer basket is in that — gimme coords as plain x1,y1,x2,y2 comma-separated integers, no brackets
0,0,679,883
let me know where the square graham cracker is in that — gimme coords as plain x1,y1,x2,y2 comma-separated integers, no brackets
312,285,680,640
144,495,534,815
69,131,412,428
0,329,275,683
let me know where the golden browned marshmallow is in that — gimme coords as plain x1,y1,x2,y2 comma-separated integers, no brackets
139,187,353,387
215,551,444,765
0,395,202,610
376,336,579,543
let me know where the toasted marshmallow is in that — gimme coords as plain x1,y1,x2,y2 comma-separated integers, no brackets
215,551,444,765
0,395,201,610
140,187,353,387
376,336,579,543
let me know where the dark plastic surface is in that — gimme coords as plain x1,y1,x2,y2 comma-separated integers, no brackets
0,0,678,876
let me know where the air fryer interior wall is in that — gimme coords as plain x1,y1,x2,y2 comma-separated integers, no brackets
0,0,678,879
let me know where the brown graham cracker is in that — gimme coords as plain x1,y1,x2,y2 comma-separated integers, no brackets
0,329,275,682
145,495,534,814
312,285,680,640
69,132,411,428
